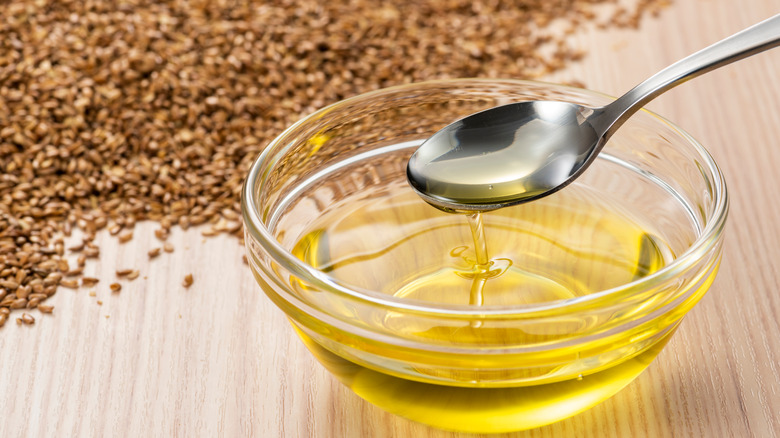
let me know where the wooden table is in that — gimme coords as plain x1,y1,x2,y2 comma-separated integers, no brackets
2,1,779,436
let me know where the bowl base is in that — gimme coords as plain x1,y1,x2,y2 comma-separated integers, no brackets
295,326,675,434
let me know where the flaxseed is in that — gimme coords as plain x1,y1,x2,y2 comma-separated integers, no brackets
115,269,135,277
118,231,134,244
20,313,35,325
82,277,100,287
59,280,79,289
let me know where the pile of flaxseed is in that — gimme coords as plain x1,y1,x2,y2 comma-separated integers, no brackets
0,0,669,327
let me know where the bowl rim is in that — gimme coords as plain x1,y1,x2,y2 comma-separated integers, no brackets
241,78,729,318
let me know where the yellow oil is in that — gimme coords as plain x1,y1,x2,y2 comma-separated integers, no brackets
292,181,672,307
295,324,675,433
287,180,681,432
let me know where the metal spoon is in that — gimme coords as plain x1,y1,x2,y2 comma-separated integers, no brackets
407,14,780,212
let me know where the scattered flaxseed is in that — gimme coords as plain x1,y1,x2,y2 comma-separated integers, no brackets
183,274,194,288
154,229,169,241
126,270,141,281
97,300,103,306
38,305,54,314
0,314,7,327
115,269,134,278
66,267,84,277
82,277,100,287
89,291,97,297
60,280,79,289
82,247,100,259
118,231,134,244
110,283,122,293
163,243,174,253
148,248,161,259
0,0,669,327
21,313,35,325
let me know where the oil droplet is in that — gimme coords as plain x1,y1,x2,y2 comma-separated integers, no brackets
488,184,494,190
577,374,584,381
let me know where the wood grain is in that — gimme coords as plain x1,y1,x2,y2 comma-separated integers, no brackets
2,1,779,437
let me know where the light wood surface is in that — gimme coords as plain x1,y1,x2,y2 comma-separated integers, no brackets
2,1,779,437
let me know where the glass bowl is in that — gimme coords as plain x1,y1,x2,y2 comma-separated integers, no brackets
241,79,728,433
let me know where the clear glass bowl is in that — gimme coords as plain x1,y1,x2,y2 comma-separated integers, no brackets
241,79,728,433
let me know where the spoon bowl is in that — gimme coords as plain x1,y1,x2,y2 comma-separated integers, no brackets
407,100,601,211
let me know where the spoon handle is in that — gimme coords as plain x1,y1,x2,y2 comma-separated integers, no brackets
596,13,780,140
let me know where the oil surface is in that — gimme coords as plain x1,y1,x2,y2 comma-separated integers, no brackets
292,180,672,307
